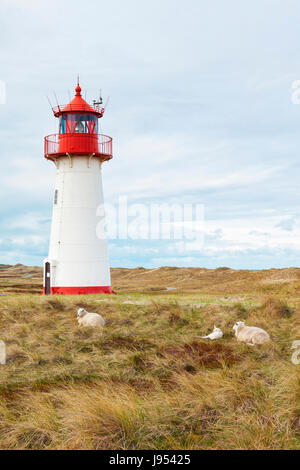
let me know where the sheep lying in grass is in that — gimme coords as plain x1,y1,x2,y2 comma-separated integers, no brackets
0,340,6,365
233,321,270,346
202,325,223,340
77,308,105,328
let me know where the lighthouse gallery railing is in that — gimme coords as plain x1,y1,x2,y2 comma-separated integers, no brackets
44,133,112,160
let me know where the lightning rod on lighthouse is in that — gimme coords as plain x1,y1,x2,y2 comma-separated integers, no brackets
43,80,113,295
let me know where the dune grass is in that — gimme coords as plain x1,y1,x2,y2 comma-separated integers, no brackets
0,289,300,450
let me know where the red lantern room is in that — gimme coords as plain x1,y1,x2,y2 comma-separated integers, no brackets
44,81,113,162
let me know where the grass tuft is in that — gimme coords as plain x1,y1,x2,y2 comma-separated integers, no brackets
261,296,293,318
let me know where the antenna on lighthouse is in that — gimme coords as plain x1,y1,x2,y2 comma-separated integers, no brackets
104,96,110,111
53,91,59,107
93,89,103,106
46,95,54,110
53,90,61,113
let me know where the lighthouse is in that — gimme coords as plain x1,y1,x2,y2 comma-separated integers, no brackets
43,81,113,295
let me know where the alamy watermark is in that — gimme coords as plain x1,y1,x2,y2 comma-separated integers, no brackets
291,340,300,365
0,80,6,104
0,340,6,365
291,80,300,104
96,196,205,243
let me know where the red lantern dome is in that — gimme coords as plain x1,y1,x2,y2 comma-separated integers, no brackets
44,80,112,162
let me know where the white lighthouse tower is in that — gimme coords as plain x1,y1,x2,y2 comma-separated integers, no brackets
43,81,113,295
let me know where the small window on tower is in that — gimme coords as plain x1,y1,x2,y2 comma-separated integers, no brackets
54,189,58,204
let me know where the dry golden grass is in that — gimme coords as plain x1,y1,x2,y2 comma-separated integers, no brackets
0,265,300,449
2,263,300,296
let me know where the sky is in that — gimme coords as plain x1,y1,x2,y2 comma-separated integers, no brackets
0,0,300,269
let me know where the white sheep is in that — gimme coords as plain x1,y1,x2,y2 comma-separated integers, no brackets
202,325,223,340
233,321,270,346
77,308,105,328
0,340,6,365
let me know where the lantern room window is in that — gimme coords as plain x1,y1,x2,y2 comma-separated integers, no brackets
59,114,98,135
60,116,66,134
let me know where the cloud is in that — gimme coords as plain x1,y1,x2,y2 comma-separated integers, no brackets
275,217,296,232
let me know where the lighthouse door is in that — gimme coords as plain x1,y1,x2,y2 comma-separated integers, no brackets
45,262,51,295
